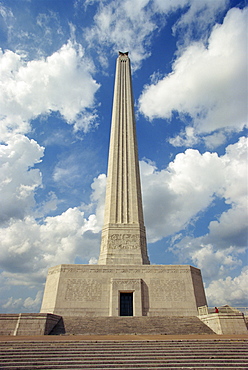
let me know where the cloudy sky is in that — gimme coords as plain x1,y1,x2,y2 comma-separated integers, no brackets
0,0,247,313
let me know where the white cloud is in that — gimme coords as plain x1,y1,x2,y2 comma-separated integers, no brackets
0,41,100,138
0,135,44,224
85,0,157,69
169,126,199,147
171,0,228,42
151,137,248,306
89,257,98,265
40,207,100,267
140,136,247,250
140,148,224,242
139,7,248,146
0,171,106,289
2,297,23,310
222,136,247,205
153,0,227,24
203,131,229,150
35,192,58,217
85,0,228,70
53,161,80,185
191,244,243,279
36,11,63,40
0,3,14,40
0,208,100,287
206,267,248,307
0,3,14,19
3,291,43,313
23,290,43,309
152,0,188,12
90,173,106,228
207,204,247,249
73,110,99,133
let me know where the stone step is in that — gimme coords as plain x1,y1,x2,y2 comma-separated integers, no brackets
1,342,247,349
51,316,215,335
1,345,246,354
1,342,247,351
1,357,248,364
2,349,247,355
1,345,247,352
1,355,247,363
0,339,247,370
1,344,247,352
1,340,246,344
1,368,248,370
1,361,247,370
1,352,247,361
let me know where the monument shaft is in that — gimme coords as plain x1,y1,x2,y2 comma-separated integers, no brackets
40,52,207,318
98,52,149,265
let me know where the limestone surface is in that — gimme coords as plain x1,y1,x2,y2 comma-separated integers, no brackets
98,53,149,265
40,53,207,319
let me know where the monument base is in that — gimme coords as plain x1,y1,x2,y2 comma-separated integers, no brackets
199,312,248,335
40,264,207,317
0,313,61,336
198,305,248,335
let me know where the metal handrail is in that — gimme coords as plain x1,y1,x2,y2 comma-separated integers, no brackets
198,305,248,316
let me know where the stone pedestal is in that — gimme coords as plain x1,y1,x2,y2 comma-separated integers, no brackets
40,264,207,317
0,313,61,336
199,312,247,334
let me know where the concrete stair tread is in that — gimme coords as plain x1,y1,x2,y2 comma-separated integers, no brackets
0,339,247,370
50,316,215,335
1,340,247,346
2,351,247,356
1,359,247,365
2,365,248,370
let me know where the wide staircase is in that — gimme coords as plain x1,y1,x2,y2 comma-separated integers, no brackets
0,339,247,369
50,316,214,335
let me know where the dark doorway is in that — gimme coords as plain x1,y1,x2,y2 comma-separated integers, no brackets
120,292,133,316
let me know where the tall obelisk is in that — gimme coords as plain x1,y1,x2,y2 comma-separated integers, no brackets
98,52,150,265
40,51,207,318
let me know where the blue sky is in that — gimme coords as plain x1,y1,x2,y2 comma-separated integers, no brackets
0,0,247,313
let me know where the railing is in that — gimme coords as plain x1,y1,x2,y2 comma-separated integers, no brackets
198,305,248,316
236,307,248,315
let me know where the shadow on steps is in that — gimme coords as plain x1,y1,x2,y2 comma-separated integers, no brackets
50,316,214,335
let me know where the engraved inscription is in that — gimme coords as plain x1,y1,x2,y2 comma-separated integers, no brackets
150,279,186,301
112,279,141,289
65,279,101,302
108,234,140,250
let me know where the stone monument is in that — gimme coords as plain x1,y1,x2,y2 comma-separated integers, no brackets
40,52,207,317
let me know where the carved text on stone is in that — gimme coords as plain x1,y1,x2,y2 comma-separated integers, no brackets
65,279,102,302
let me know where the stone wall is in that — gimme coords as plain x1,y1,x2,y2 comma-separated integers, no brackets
199,312,248,335
0,313,61,336
40,264,207,317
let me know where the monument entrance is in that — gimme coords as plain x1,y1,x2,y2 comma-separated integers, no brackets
120,293,133,316
40,52,207,318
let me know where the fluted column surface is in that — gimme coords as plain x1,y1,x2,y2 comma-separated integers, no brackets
98,53,150,265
